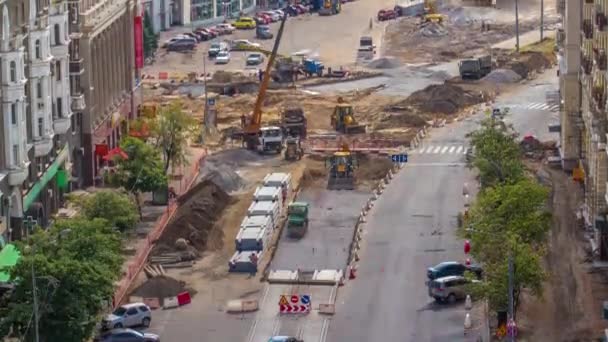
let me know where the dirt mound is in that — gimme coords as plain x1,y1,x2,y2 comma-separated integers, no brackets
367,57,402,69
418,22,448,37
131,276,186,299
482,69,522,83
198,161,245,193
357,155,394,181
404,83,488,114
497,50,554,79
301,161,327,187
155,179,232,252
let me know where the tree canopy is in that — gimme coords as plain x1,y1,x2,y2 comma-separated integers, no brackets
81,190,139,232
151,101,198,173
110,136,167,194
0,219,123,342
143,11,158,58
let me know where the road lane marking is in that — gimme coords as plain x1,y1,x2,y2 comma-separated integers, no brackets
432,146,441,153
448,146,455,153
246,284,271,342
440,146,449,154
320,319,329,342
456,146,463,154
408,162,467,167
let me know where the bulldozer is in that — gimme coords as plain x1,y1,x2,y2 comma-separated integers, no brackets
326,144,358,190
422,0,446,24
284,136,303,161
331,98,366,134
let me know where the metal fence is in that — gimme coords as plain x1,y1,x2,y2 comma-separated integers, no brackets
112,149,207,307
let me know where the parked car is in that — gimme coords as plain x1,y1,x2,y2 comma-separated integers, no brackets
162,35,195,48
377,9,397,21
214,23,235,34
95,329,160,342
427,261,482,282
261,11,281,21
182,32,203,42
256,12,273,23
256,25,274,39
215,51,231,64
102,303,152,330
246,53,265,66
195,27,218,38
233,17,257,29
192,30,212,41
269,337,302,342
282,5,299,16
208,41,228,57
428,275,475,303
167,40,195,52
231,39,261,51
295,4,309,13
271,9,285,19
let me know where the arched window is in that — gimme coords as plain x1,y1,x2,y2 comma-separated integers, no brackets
35,39,41,59
54,24,60,45
9,61,16,82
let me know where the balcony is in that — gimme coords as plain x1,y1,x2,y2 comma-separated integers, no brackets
592,85,606,110
582,55,593,74
69,59,84,75
595,48,607,70
584,19,594,39
71,93,86,112
51,44,69,58
34,136,54,157
53,116,72,135
597,12,608,31
8,162,29,186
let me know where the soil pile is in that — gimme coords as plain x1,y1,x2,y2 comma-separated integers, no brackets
131,276,186,299
368,57,402,69
418,22,448,37
496,50,555,79
357,155,394,181
156,179,232,252
404,83,488,114
198,160,245,193
482,69,522,83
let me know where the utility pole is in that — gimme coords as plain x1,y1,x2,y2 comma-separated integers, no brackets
508,253,515,342
24,216,39,342
540,0,544,41
515,0,520,52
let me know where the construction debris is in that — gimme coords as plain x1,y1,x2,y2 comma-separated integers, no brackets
401,83,491,114
131,275,188,300
482,69,522,83
144,264,167,278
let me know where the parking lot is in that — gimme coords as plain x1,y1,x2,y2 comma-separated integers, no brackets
143,0,396,78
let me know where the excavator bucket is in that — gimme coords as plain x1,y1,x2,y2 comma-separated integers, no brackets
344,124,367,134
327,176,355,190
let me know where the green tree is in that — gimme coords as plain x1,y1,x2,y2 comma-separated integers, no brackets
143,11,158,58
468,118,524,187
0,218,123,342
109,137,167,217
81,190,138,232
151,101,198,173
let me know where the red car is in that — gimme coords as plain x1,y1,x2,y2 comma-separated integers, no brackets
255,14,271,24
377,9,397,21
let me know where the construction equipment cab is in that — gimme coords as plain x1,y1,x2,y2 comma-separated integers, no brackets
459,55,492,79
257,126,284,154
326,148,358,190
319,0,341,15
423,0,445,23
284,137,303,161
286,202,309,238
331,99,366,134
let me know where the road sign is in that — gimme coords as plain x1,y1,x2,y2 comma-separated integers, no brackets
279,304,310,314
279,295,288,306
300,295,310,305
290,295,299,304
391,154,408,163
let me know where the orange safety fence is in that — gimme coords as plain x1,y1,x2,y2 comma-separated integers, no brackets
112,149,207,307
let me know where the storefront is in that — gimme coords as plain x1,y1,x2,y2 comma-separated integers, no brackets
192,0,216,21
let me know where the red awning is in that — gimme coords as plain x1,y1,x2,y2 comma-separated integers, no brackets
95,144,109,156
102,147,128,161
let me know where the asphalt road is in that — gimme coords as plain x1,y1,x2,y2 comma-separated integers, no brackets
325,71,559,341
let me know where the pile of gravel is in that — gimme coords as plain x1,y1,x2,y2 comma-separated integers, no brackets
482,69,522,83
420,22,448,37
198,160,245,193
367,57,402,69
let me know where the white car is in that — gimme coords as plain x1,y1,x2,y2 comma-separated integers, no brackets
262,11,281,21
215,51,231,64
214,23,235,34
271,9,285,19
101,303,151,330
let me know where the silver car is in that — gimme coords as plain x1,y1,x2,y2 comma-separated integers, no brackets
96,328,160,342
428,275,472,303
102,303,152,330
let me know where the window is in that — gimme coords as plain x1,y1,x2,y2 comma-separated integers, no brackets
35,39,41,59
55,61,61,81
36,80,42,98
54,24,60,45
70,115,75,133
11,104,17,125
126,308,138,315
12,145,18,165
38,117,43,137
9,61,16,82
56,98,63,117
192,0,214,21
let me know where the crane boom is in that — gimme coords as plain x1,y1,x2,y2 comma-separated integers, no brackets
245,13,288,135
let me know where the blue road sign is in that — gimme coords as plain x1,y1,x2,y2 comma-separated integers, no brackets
300,295,311,305
391,154,408,163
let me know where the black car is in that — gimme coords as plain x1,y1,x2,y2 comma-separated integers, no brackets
95,329,159,342
427,261,482,281
167,40,195,52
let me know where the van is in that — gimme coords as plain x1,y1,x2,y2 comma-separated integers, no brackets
208,41,228,57
428,275,473,303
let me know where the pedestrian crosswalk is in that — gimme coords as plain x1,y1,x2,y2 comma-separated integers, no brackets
412,145,468,155
503,102,560,112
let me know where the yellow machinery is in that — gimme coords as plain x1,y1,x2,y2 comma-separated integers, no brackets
423,0,445,23
325,144,358,190
330,98,366,134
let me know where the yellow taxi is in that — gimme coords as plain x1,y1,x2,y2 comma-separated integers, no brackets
233,17,256,29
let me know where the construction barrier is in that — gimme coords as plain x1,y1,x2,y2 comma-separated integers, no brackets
112,149,207,308
319,303,336,315
177,291,192,306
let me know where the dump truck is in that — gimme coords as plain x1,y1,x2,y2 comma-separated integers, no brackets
459,55,492,79
286,202,309,238
326,146,358,190
331,99,366,134
319,0,341,15
281,105,307,138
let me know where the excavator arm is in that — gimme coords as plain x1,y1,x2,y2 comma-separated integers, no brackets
244,13,289,136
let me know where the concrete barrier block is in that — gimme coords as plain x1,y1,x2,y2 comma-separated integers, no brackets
226,299,259,313
268,269,299,283
163,296,179,309
319,303,336,315
129,296,144,304
143,297,161,310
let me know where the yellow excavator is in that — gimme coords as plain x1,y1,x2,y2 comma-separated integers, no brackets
423,0,446,24
331,97,366,134
326,144,358,190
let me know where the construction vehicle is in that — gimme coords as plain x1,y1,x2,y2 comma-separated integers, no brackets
281,106,307,138
284,137,304,161
459,55,492,79
326,144,358,190
303,59,324,77
286,202,309,238
319,0,341,15
241,12,288,151
331,98,366,134
423,0,445,23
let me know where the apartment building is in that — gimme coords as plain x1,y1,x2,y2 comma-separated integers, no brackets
75,0,142,186
0,0,73,240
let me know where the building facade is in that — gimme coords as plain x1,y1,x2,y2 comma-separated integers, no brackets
143,0,171,34
171,0,256,26
76,0,142,187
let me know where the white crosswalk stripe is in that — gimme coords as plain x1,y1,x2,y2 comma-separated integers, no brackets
502,102,560,112
413,145,468,155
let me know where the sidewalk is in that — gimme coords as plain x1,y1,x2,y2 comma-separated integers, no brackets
492,29,556,50
114,146,207,306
